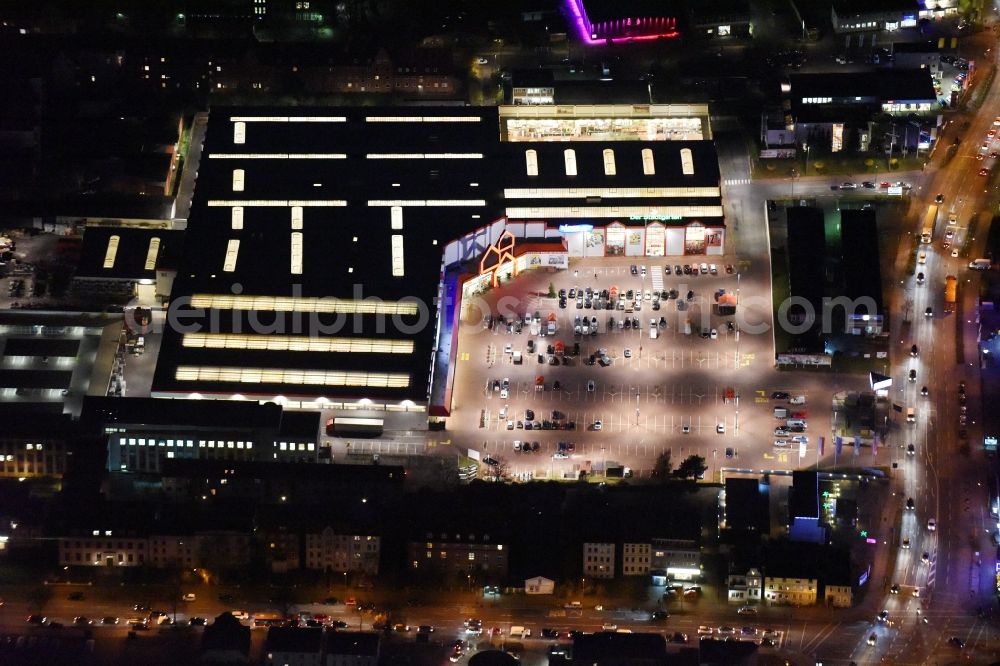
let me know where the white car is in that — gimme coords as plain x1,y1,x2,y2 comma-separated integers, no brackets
553,452,569,459
709,328,718,340
918,252,927,264
709,264,718,275
773,439,789,448
624,348,632,358
681,424,691,434
593,420,603,431
699,263,709,274
951,249,959,258
774,428,790,436
927,518,936,531
840,182,858,189
791,435,809,444
789,396,806,405
716,423,726,434
500,388,508,399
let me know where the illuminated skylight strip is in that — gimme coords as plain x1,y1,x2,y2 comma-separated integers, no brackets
367,200,486,207
291,232,303,275
504,187,721,199
505,205,724,219
231,207,244,230
680,147,695,175
390,207,403,230
364,116,481,123
103,235,120,269
144,237,161,271
209,153,348,159
234,122,246,144
182,333,414,354
232,169,245,192
365,153,483,159
189,294,418,316
175,366,409,388
207,200,347,207
291,206,303,230
229,116,347,122
223,240,240,272
391,234,405,277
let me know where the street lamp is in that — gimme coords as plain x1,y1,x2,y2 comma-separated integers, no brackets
802,142,810,175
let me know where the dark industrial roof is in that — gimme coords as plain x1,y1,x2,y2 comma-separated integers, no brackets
76,226,184,280
790,470,819,519
786,206,826,312
81,396,283,431
553,80,651,105
724,477,769,533
0,370,71,389
3,337,80,357
840,208,884,314
325,631,380,656
153,106,499,403
278,410,321,438
499,141,720,190
264,627,323,654
789,69,935,103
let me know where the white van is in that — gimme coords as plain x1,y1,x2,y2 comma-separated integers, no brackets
969,258,991,271
649,327,658,340
773,407,788,419
510,625,531,638
786,419,807,429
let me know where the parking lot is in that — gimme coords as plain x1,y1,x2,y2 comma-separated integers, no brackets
447,255,871,480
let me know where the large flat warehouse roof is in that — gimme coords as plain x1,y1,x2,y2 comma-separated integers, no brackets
152,106,722,405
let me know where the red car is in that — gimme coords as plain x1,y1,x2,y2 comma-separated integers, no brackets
791,411,808,419
879,181,891,188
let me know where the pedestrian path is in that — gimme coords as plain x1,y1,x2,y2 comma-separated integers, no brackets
724,178,751,186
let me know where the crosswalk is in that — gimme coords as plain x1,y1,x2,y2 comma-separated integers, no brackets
724,178,751,186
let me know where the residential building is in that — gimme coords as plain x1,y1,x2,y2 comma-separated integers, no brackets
524,576,555,595
0,410,76,479
764,573,818,606
825,582,854,608
408,532,509,578
324,631,380,666
621,542,651,576
263,627,323,666
582,542,615,578
727,567,763,605
58,530,147,567
304,528,380,574
148,535,199,568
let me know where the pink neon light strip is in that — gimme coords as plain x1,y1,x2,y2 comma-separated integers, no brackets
564,0,679,45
